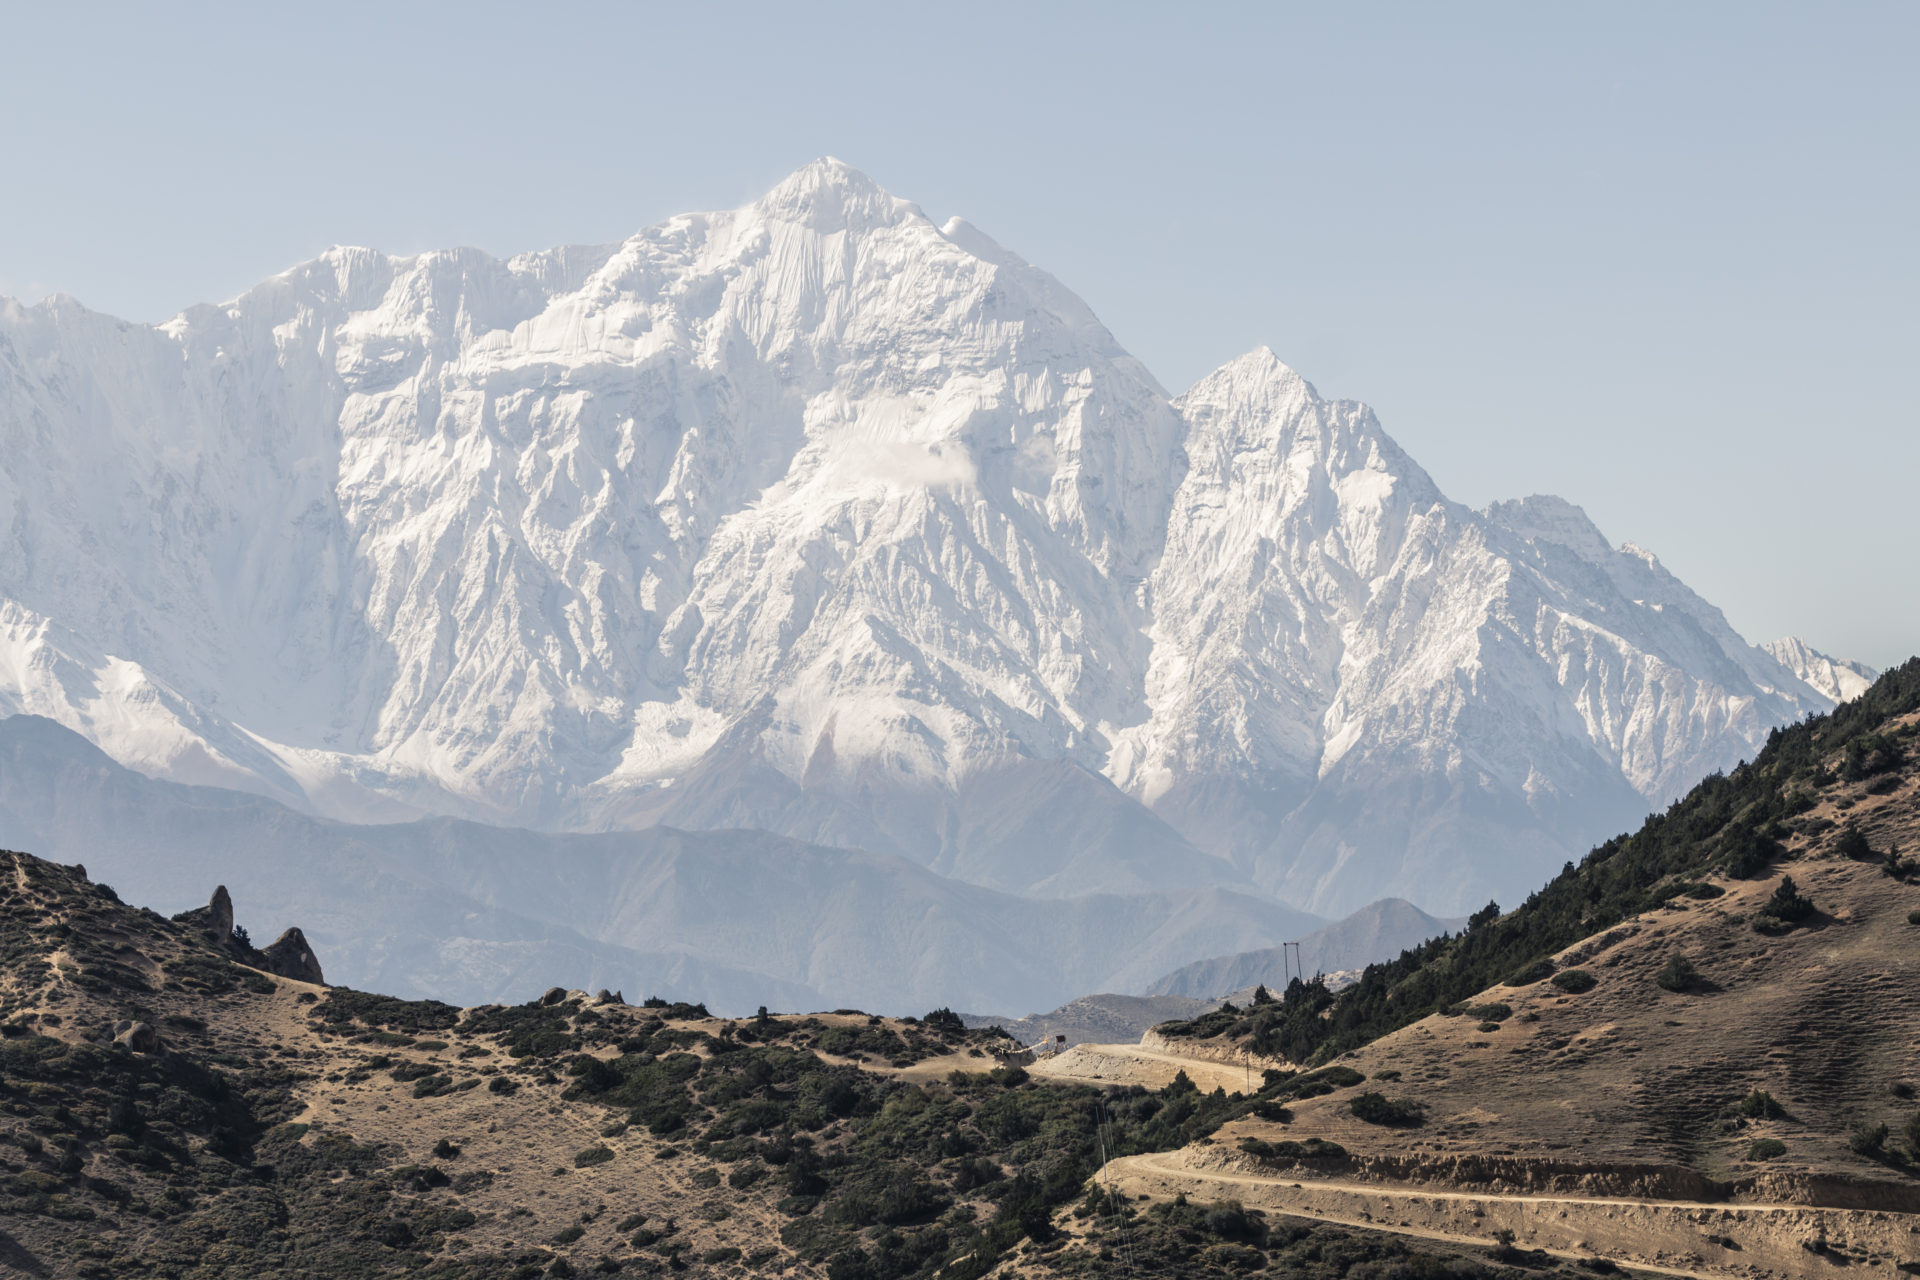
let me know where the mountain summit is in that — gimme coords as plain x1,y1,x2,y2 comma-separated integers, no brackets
0,162,1844,913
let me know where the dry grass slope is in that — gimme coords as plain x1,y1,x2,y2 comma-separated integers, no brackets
0,849,1591,1279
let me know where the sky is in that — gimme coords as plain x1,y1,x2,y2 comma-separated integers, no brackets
2,2,1914,669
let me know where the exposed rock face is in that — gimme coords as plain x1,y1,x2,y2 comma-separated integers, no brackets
208,885,234,940
170,884,235,940
113,1020,159,1053
168,883,326,984
540,987,569,1007
260,927,325,985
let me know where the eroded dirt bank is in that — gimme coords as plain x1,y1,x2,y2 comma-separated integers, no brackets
1028,1039,1264,1092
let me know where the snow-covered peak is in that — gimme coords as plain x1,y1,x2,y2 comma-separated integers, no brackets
1177,348,1318,434
1483,495,1617,562
753,157,912,234
1174,347,1441,519
0,165,1841,916
1764,637,1878,703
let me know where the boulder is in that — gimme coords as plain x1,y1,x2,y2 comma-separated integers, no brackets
113,1020,159,1053
593,989,626,1006
540,987,569,1007
260,927,325,985
207,886,234,939
170,884,235,941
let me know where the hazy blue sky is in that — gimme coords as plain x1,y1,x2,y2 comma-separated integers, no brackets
3,2,1914,668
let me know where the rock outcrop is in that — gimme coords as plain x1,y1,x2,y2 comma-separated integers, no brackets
172,883,325,985
113,1020,159,1053
208,885,234,940
170,884,235,941
260,927,325,985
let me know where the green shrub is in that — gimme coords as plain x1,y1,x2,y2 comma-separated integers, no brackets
1849,1122,1888,1156
1754,875,1817,932
1840,731,1904,781
1655,953,1700,992
1250,1101,1291,1123
551,1224,585,1244
922,1007,966,1035
1748,1138,1786,1161
1724,827,1782,879
1551,969,1597,993
1907,910,1920,926
411,1073,454,1097
1282,1064,1365,1098
1504,958,1555,986
701,1248,743,1265
1447,1002,1513,1023
1238,1137,1346,1162
1738,1090,1784,1120
1348,1092,1422,1126
573,1145,614,1168
1835,823,1872,860
311,988,461,1034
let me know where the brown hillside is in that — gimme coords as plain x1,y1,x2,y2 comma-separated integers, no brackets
1212,713,1920,1212
0,849,1605,1280
0,852,1010,1276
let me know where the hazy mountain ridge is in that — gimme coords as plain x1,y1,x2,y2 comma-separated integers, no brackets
0,714,1321,1014
0,158,1849,913
1145,898,1468,999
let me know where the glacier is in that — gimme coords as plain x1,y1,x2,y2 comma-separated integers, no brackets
0,158,1847,917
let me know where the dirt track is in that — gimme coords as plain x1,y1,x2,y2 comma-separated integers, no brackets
1102,1149,1920,1278
1027,1040,1259,1093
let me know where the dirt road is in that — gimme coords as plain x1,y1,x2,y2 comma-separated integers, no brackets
1101,1150,1918,1278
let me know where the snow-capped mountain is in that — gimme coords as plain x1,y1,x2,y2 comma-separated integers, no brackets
0,159,1846,914
1763,637,1877,704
